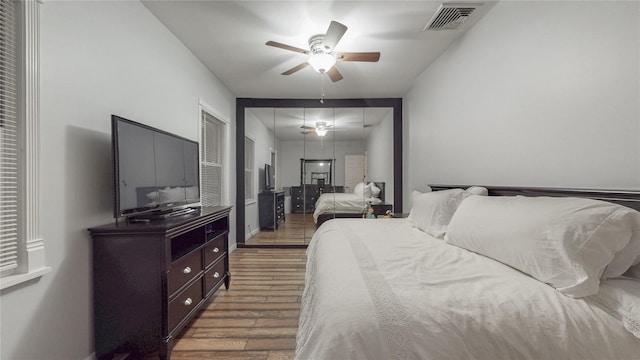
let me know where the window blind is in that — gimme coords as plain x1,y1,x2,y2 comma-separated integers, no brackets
0,0,19,273
201,111,225,206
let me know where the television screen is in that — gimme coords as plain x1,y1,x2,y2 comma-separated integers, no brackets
264,163,273,191
112,115,200,218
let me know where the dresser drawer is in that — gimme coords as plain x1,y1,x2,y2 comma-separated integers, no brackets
204,258,226,295
204,234,226,268
168,277,203,332
167,250,202,296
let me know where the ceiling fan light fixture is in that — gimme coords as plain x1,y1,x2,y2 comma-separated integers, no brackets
315,121,328,136
308,53,336,74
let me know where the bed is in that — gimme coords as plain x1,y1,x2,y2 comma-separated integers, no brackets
296,185,640,359
314,182,385,226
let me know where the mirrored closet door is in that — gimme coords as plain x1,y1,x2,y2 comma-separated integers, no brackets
236,98,403,247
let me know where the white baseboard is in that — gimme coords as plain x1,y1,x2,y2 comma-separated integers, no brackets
245,227,259,241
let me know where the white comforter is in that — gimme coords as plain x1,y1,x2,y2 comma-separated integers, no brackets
296,219,640,360
313,193,382,222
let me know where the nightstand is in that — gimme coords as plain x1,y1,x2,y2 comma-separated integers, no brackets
391,213,409,218
370,203,393,216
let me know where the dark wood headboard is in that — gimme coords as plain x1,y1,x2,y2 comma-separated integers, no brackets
430,185,640,212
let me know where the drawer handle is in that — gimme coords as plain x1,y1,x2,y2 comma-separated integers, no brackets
184,298,193,306
183,266,192,274
212,247,220,253
213,272,220,279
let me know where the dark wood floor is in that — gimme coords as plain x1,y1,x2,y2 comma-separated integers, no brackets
245,213,315,246
169,248,307,360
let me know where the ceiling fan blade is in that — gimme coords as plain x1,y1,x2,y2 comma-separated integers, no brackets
266,41,309,55
282,62,310,75
300,130,316,135
327,66,343,82
342,122,363,127
300,125,315,129
323,21,347,50
337,52,381,62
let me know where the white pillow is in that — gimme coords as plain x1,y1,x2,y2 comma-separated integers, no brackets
445,196,640,298
369,182,381,198
407,188,469,239
354,182,372,198
466,186,488,196
589,278,640,338
603,232,640,279
146,190,160,201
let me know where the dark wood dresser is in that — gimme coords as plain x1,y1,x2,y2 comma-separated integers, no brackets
291,185,344,213
89,206,232,360
258,190,285,230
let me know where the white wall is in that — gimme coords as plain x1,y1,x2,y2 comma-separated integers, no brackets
405,0,640,206
0,2,235,359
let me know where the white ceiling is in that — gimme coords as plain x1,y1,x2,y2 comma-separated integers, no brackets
142,0,495,99
247,107,392,141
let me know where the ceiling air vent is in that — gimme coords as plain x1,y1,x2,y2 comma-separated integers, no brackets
423,3,482,31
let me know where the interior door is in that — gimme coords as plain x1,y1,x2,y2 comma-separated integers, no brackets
345,154,367,194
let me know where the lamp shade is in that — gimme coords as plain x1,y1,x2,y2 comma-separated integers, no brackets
308,53,336,73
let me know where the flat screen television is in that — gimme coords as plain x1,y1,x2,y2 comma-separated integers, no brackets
264,163,274,191
112,115,200,219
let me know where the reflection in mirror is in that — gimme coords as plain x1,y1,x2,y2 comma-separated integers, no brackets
245,107,393,245
237,99,401,248
243,108,272,245
301,159,333,185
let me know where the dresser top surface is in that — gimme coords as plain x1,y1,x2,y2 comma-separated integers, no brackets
88,206,232,233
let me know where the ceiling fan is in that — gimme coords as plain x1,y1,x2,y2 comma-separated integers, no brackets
300,121,372,136
301,122,333,136
266,21,380,82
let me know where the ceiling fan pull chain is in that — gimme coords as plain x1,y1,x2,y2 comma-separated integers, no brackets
320,75,325,103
